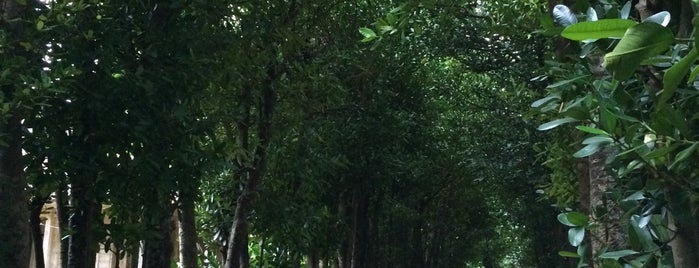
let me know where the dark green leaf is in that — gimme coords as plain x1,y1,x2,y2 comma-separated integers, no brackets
669,142,698,170
599,250,638,260
546,75,590,89
659,48,699,111
604,22,674,80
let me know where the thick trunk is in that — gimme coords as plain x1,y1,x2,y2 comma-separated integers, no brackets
142,207,175,268
179,192,198,268
588,150,624,264
0,1,31,267
665,186,699,268
66,185,99,268
0,115,32,268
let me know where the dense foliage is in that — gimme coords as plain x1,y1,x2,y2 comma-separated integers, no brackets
10,0,684,267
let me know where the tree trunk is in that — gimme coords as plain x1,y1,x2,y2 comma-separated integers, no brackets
588,150,624,264
350,189,369,268
142,207,175,268
179,192,198,268
30,196,46,268
665,185,699,268
224,57,276,268
66,184,99,268
56,184,70,268
0,114,32,268
0,1,32,266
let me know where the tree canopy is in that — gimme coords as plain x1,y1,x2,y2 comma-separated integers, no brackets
6,0,699,268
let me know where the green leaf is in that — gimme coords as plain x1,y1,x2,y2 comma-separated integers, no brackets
546,75,590,89
669,142,698,170
358,27,377,42
629,215,659,251
537,117,579,131
561,19,637,41
622,191,647,201
659,48,699,110
531,95,560,108
582,135,614,145
599,250,638,260
576,125,610,136
604,22,674,80
573,143,601,158
568,227,585,247
566,212,589,226
559,251,580,258
558,212,588,227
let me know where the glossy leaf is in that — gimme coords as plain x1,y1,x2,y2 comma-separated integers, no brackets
604,22,674,80
553,4,577,27
358,27,378,42
659,48,699,111
537,117,579,131
669,142,698,170
576,125,610,136
568,227,585,247
599,250,638,260
561,19,636,41
643,11,671,27
573,143,601,158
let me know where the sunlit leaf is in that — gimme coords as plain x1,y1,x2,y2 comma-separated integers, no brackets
553,4,577,27
604,22,674,80
576,125,610,136
568,227,585,246
537,117,579,131
561,19,636,41
643,11,671,27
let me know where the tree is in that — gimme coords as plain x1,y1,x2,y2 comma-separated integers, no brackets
536,0,699,266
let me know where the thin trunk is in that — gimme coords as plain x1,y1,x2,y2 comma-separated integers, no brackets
0,115,32,268
179,192,198,268
306,252,319,268
30,197,46,268
349,189,368,268
224,59,276,268
56,184,70,268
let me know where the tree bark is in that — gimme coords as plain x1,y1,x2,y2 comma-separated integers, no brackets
0,115,32,268
0,0,32,266
142,206,175,268
66,184,99,268
224,65,276,268
588,150,624,264
179,192,198,268
30,196,46,268
665,185,699,268
56,184,70,268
